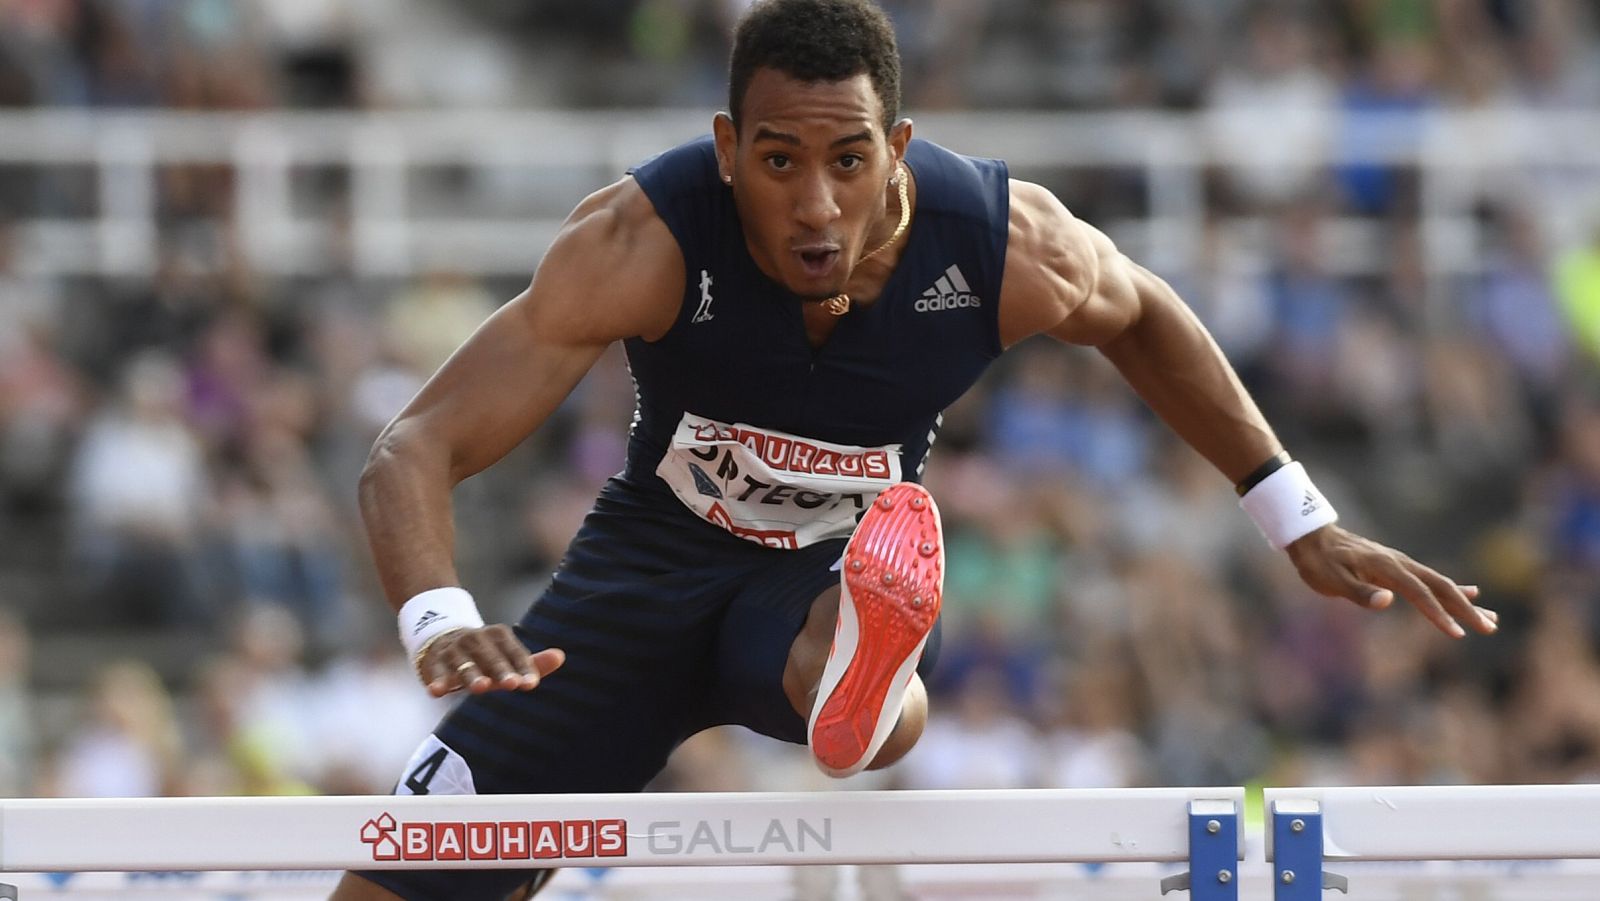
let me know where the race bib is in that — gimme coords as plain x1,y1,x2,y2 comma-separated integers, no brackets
656,413,902,549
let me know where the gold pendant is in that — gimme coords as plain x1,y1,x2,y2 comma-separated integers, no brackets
821,294,851,316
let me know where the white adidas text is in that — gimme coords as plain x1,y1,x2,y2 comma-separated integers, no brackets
915,293,980,311
916,264,980,313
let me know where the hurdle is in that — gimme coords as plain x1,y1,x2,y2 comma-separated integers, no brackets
0,788,1245,899
1264,785,1600,899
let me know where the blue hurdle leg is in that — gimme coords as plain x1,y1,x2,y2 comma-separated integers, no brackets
1161,799,1239,900
1272,799,1348,899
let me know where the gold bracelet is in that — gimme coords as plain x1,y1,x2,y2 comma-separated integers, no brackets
411,627,469,681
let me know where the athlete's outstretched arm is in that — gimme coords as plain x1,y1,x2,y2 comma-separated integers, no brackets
998,180,1496,639
359,178,682,696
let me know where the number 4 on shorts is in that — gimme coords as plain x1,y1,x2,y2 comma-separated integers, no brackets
403,747,448,795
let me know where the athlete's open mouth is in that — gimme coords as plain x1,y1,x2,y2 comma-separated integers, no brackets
796,247,840,279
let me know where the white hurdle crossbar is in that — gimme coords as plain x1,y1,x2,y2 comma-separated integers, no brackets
1264,785,1600,900
0,788,1243,898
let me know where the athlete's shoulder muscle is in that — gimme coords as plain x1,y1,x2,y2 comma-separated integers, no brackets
996,178,1140,349
997,179,1095,347
516,175,684,344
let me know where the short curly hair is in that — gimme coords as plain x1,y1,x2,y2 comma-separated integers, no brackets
729,0,902,135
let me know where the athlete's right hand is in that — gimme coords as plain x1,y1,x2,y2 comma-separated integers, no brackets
415,625,567,697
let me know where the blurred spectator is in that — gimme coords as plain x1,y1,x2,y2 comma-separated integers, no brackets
215,418,349,648
301,642,450,794
881,0,993,109
1420,333,1532,477
942,470,1064,644
47,659,183,797
896,668,1040,790
0,224,81,508
1558,223,1600,365
1331,300,1417,449
194,605,321,790
1540,398,1600,572
1037,653,1150,788
0,608,35,796
1205,6,1337,209
67,352,211,629
1426,683,1508,784
1259,202,1352,420
252,0,363,108
1038,0,1141,109
1253,568,1368,743
1516,3,1600,108
1117,439,1253,566
1335,37,1435,216
184,310,270,450
1127,555,1272,785
1502,586,1600,782
190,653,288,796
382,269,497,375
347,345,426,451
988,347,1150,486
1166,214,1274,365
0,0,89,107
1147,681,1272,788
1472,204,1570,396
82,2,160,107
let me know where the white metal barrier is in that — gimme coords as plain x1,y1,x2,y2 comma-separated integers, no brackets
1264,785,1600,900
8,786,1600,898
0,788,1242,870
0,789,1245,899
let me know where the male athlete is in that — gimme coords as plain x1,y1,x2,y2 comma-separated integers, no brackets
334,1,1497,898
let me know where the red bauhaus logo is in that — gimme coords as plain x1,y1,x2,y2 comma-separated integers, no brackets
687,421,894,481
360,813,627,862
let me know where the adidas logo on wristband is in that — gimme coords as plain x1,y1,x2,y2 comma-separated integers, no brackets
399,587,485,661
1240,461,1338,548
412,610,445,635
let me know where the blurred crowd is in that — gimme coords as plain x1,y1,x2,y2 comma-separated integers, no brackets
3,0,1600,808
4,1,1599,112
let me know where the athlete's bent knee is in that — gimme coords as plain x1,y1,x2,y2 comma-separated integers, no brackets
867,674,927,770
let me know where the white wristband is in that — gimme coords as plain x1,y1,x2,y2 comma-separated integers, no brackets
1239,461,1338,549
398,587,485,660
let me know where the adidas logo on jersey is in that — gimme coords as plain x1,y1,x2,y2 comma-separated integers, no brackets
915,264,980,312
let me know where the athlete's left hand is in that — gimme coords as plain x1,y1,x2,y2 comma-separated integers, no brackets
1284,524,1498,639
416,625,567,697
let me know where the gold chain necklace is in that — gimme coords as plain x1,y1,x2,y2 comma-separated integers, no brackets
819,163,910,316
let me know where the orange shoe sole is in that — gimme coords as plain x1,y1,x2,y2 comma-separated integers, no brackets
808,482,943,777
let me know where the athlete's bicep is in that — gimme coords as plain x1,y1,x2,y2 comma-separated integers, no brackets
387,179,682,482
997,179,1144,348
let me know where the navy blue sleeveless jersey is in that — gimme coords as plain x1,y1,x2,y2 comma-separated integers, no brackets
624,136,1009,499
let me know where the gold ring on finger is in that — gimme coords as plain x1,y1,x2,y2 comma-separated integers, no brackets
456,661,477,674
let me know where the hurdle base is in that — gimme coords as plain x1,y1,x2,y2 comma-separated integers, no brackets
0,881,15,899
